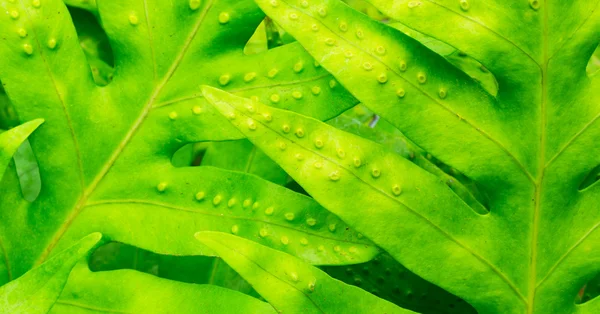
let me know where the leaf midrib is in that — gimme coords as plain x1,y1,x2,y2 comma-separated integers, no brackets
34,0,216,265
528,1,550,312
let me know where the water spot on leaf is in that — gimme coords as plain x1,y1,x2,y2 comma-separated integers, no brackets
439,88,448,99
399,60,408,72
268,68,278,78
23,44,33,55
306,218,317,226
289,12,299,20
353,157,362,167
289,272,299,282
308,280,316,292
294,61,304,73
356,29,364,39
329,80,337,88
281,236,289,245
392,184,402,196
32,0,41,8
10,10,19,20
314,138,324,148
169,111,178,120
265,206,274,215
529,0,540,10
295,128,305,138
397,88,406,98
408,1,422,8
270,94,280,103
311,86,321,95
231,225,239,234
260,228,269,238
329,223,336,232
339,22,348,32
417,72,427,84
192,106,202,115
17,28,27,38
269,0,279,7
244,72,256,82
195,191,205,201
459,0,470,11
227,198,237,208
282,124,291,133
377,73,388,84
219,12,230,24
129,14,139,26
47,38,57,50
376,46,386,55
219,74,231,86
278,142,287,151
329,171,341,181
213,194,222,206
318,7,327,17
285,212,295,221
363,62,374,71
300,238,309,245
372,168,381,178
337,148,346,159
314,161,323,169
243,199,252,208
295,153,304,161
189,0,201,10
292,91,303,99
263,112,272,122
155,182,168,193
311,24,319,31
247,119,257,131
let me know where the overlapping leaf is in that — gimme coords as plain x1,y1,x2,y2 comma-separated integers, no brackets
0,0,373,310
196,231,409,314
0,233,101,314
206,0,600,313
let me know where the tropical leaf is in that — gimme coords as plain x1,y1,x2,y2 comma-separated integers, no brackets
0,0,373,309
0,233,101,314
196,231,410,314
207,0,600,312
202,139,289,185
52,262,274,314
322,252,476,314
201,0,600,302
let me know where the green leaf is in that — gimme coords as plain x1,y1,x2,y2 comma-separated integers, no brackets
0,233,102,314
202,139,289,185
253,0,536,189
196,231,410,314
202,85,500,309
52,262,275,314
223,0,600,313
0,0,368,293
0,119,43,182
322,253,476,314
